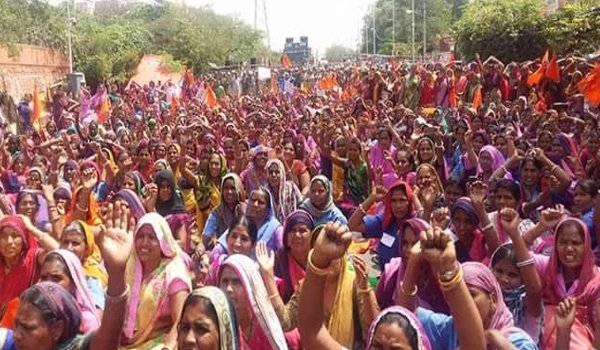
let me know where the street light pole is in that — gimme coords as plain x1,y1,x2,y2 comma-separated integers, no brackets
423,0,426,61
411,0,415,62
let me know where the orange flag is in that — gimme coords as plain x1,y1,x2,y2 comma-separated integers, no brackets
32,81,43,131
270,74,277,94
205,85,217,108
577,64,600,107
528,50,551,86
171,95,179,115
281,54,292,68
184,69,195,86
97,95,110,124
546,54,560,83
472,85,483,110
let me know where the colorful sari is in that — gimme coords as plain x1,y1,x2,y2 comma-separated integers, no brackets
122,213,191,349
266,159,302,224
186,287,241,350
203,173,247,245
220,255,288,350
299,176,347,226
328,255,357,348
366,306,432,350
537,218,600,349
452,198,489,263
0,215,40,308
71,221,108,286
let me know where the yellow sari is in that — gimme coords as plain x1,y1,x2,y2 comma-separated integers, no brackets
332,164,345,202
328,257,356,348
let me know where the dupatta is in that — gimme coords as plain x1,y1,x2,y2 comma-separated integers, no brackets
220,254,288,350
366,306,432,350
72,220,108,286
190,287,241,350
122,213,191,348
328,257,356,348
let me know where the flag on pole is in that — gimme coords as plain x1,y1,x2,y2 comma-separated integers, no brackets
527,50,550,86
97,94,110,124
205,85,217,108
546,54,560,83
577,64,600,107
281,54,292,68
32,81,43,131
171,95,179,115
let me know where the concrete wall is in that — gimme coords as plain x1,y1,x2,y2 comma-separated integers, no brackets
0,44,69,100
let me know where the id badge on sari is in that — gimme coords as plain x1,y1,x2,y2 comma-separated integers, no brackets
381,233,396,247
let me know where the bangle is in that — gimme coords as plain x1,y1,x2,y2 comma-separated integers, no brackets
307,250,330,277
516,257,534,268
481,222,494,232
106,285,130,303
439,265,463,291
357,286,372,294
75,202,89,212
268,293,280,301
551,165,559,175
358,203,367,215
400,282,418,297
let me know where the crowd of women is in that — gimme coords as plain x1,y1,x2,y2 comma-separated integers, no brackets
0,53,599,350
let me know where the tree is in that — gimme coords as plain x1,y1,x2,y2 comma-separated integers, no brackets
360,0,452,57
324,45,356,62
453,0,547,62
544,0,600,57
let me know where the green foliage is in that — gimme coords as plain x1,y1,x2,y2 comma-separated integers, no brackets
360,0,453,57
0,0,265,87
454,0,600,62
454,0,547,62
324,45,356,62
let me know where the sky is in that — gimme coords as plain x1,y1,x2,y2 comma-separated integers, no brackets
188,0,373,56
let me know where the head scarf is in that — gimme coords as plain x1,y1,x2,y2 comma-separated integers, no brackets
366,306,432,350
152,159,171,173
282,210,315,248
20,282,81,347
0,215,40,306
415,163,444,192
300,175,334,219
416,137,437,165
243,187,281,245
463,262,526,343
490,243,527,327
63,220,108,286
26,166,47,185
45,250,100,333
266,159,300,223
123,213,191,345
382,181,415,230
213,173,246,238
115,189,147,220
220,255,287,350
154,169,186,217
452,197,480,226
64,186,101,226
187,287,241,350
478,145,510,178
544,218,600,305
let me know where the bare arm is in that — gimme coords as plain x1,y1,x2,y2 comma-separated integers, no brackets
163,291,189,350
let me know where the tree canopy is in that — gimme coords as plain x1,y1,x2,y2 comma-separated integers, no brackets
0,0,267,87
324,45,356,62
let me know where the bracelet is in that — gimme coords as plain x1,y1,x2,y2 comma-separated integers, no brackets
358,203,367,215
268,293,280,301
357,286,372,294
106,285,130,303
516,257,535,268
75,202,89,212
400,282,418,297
551,165,559,175
481,222,494,232
439,265,463,291
307,250,330,277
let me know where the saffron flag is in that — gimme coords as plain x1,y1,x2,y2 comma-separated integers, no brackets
270,74,277,94
546,54,560,83
577,64,600,107
281,54,292,68
32,81,43,131
472,85,483,110
205,85,217,108
171,95,179,115
97,94,110,124
527,50,551,86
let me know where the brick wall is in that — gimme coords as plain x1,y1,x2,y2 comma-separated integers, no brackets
0,44,69,100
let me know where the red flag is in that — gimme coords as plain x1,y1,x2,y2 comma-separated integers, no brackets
205,85,217,108
546,54,560,83
281,54,292,68
97,95,110,124
32,81,43,131
577,64,600,107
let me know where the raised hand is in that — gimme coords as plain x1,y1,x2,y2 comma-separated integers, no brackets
499,207,520,237
81,167,98,190
98,203,135,270
18,214,35,232
256,242,275,277
312,221,352,267
352,255,369,289
420,226,456,270
555,297,576,331
41,183,55,202
422,185,437,209
468,180,487,206
431,207,450,230
539,207,564,231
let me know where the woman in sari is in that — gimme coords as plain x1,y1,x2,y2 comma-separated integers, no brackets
533,217,600,349
152,170,186,217
349,180,415,268
273,210,315,302
280,141,310,195
266,159,302,224
240,146,270,193
299,176,347,227
113,189,147,222
368,128,397,189
188,152,227,234
551,133,585,180
177,286,241,350
415,137,447,182
0,215,58,310
451,196,498,263
121,212,192,350
218,254,288,350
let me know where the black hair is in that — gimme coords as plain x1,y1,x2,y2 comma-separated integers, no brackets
576,179,598,197
444,176,467,194
42,252,74,283
181,294,219,326
491,243,517,266
520,156,544,171
376,312,419,350
228,215,258,245
493,179,521,202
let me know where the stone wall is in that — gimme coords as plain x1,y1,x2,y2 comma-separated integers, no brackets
0,44,69,100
